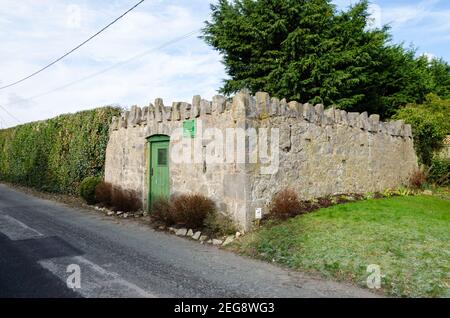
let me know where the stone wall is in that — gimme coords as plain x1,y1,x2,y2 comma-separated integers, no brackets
104,90,418,230
105,95,249,227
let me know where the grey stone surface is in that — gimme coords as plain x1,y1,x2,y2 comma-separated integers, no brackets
256,92,270,117
192,231,201,240
270,97,280,116
176,228,188,236
212,239,223,246
192,95,201,118
222,236,235,246
212,95,226,114
303,103,314,122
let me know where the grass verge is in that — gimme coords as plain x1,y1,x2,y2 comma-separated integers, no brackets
232,195,450,297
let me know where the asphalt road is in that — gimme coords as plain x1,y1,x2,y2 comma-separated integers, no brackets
0,183,378,298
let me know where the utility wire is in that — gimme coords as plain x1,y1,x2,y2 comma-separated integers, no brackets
0,0,146,90
4,29,199,107
0,104,21,124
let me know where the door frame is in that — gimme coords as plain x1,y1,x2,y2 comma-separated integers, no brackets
146,134,170,211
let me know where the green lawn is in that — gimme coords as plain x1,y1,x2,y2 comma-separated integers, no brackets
234,195,450,297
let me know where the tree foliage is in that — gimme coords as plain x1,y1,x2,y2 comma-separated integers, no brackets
0,107,120,194
203,0,450,118
394,94,450,165
428,58,450,99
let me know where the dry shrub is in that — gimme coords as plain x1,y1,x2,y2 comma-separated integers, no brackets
409,169,428,189
110,186,142,212
150,197,175,226
269,189,303,220
95,181,113,206
171,193,216,229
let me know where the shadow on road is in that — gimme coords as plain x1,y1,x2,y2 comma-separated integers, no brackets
0,232,82,298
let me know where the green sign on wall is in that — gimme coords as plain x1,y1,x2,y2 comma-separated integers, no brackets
183,119,196,138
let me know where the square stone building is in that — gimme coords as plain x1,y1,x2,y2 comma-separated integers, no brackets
104,90,418,230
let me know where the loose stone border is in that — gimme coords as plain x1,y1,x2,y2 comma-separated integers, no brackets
92,205,242,247
93,205,147,219
160,225,242,247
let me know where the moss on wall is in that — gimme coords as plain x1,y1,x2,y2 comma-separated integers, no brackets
0,107,120,194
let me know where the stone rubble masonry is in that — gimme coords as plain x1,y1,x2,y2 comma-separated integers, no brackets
105,90,418,230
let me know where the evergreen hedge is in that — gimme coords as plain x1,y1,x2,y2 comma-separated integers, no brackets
0,107,120,195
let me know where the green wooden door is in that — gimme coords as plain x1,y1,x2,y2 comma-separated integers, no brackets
148,136,170,209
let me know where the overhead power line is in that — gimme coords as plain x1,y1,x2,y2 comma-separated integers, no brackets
4,29,200,107
0,0,146,90
0,104,21,124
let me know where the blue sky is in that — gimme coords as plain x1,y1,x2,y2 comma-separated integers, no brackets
0,0,449,127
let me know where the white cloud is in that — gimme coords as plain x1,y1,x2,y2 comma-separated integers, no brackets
66,4,83,29
381,0,439,26
367,4,382,30
0,0,225,127
423,52,435,61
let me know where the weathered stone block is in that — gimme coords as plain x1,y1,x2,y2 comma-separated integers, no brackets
314,104,324,124
163,106,172,121
368,114,380,132
171,102,181,121
287,101,301,118
119,111,128,128
359,112,369,130
256,92,270,117
303,103,314,122
154,98,164,122
404,124,413,138
147,104,155,124
279,99,288,116
128,106,141,127
393,120,405,136
340,110,348,125
212,95,226,114
333,109,342,123
191,95,201,118
200,100,212,116
232,91,248,120
347,112,359,127
140,107,148,125
247,95,257,118
378,121,387,134
181,102,191,119
324,107,335,121
111,116,119,131
270,97,280,116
